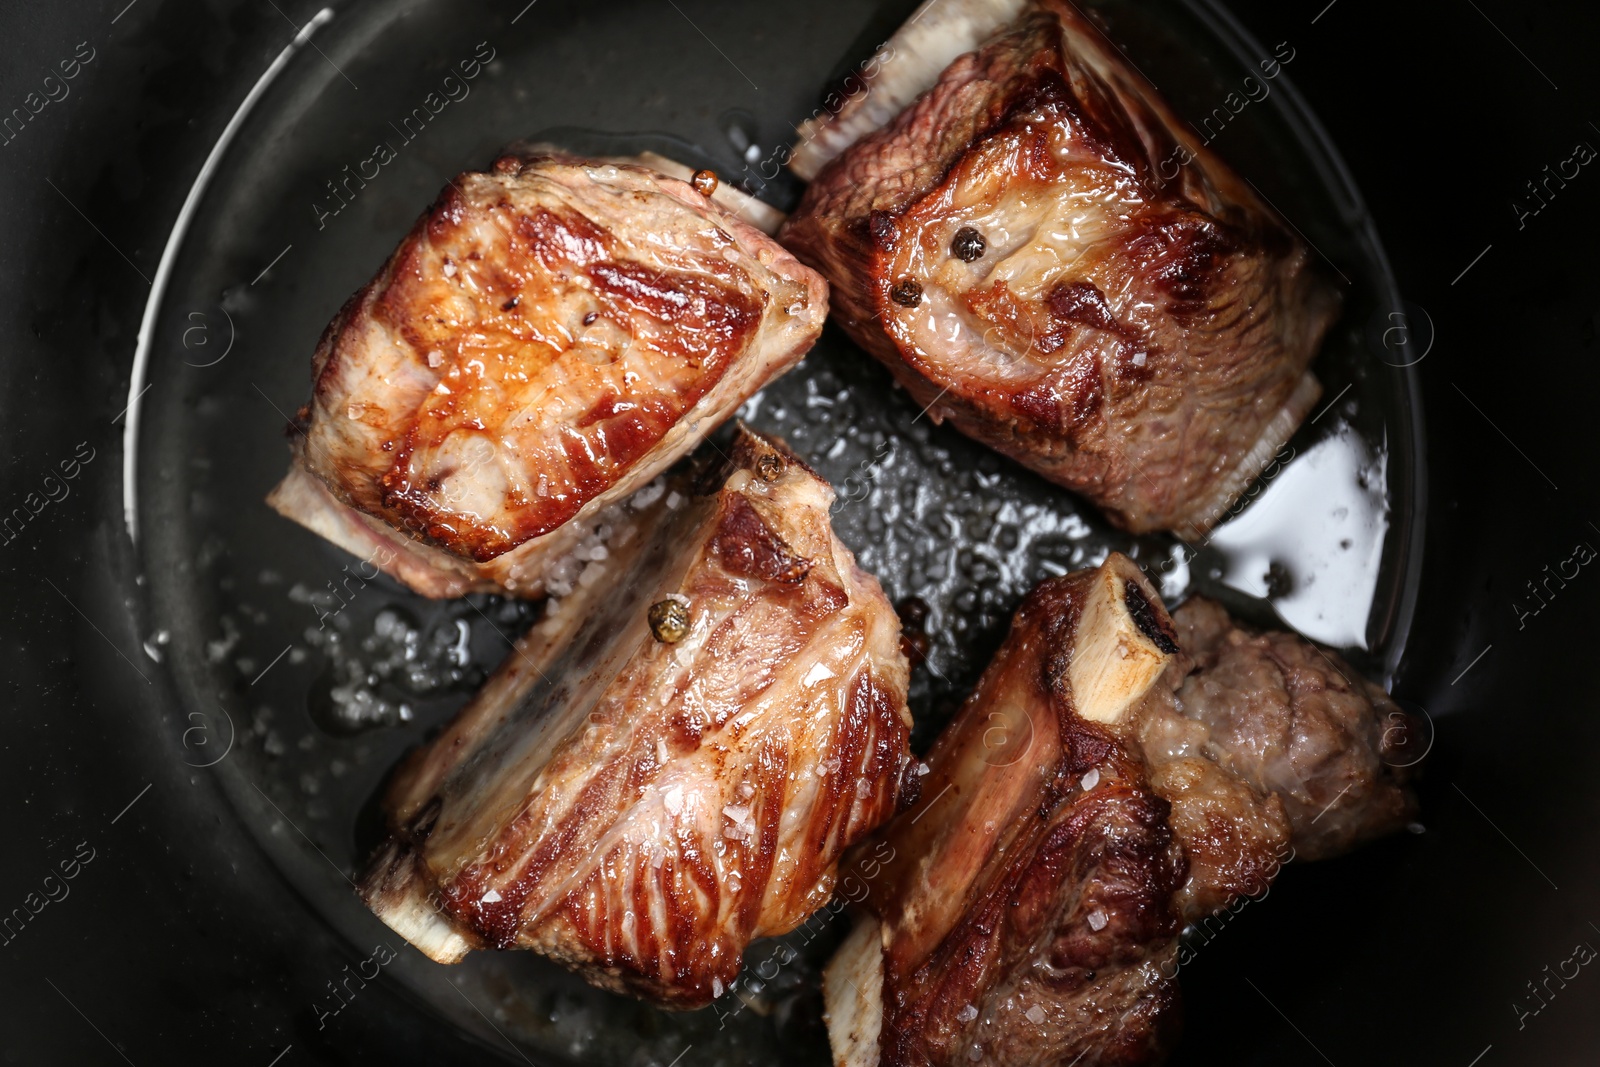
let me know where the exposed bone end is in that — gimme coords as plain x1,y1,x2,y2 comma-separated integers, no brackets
358,840,473,964
824,916,887,1067
266,464,487,599
1174,371,1322,542
505,143,788,234
629,151,788,235
1068,554,1180,726
789,0,1027,181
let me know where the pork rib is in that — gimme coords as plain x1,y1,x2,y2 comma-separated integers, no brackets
359,427,914,1006
269,153,826,597
781,0,1338,538
825,554,1185,1067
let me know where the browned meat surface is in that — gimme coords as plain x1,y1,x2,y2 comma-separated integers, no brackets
358,428,913,1006
825,555,1186,1067
781,0,1337,538
1164,597,1419,862
1132,677,1292,921
269,153,827,597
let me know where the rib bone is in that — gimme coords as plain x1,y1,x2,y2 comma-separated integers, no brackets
789,0,1027,181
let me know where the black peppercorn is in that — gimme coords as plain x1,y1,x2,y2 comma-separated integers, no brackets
889,278,924,308
950,226,986,262
895,596,931,629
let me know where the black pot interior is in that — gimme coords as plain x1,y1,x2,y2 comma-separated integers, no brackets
2,0,1596,1064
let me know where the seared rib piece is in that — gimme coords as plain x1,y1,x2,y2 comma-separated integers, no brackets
781,0,1338,538
359,428,913,1006
269,152,826,597
826,554,1186,1067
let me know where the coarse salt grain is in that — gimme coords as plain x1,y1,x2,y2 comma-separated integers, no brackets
632,480,666,509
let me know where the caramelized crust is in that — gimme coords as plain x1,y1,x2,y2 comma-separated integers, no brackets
272,153,826,595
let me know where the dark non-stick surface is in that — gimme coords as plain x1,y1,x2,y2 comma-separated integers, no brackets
2,1,1597,1065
